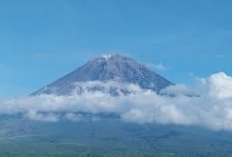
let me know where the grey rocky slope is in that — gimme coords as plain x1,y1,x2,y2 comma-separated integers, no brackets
32,54,173,95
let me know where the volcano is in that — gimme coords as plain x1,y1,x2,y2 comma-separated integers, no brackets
32,54,173,95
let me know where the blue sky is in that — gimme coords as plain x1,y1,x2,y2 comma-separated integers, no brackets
0,0,232,98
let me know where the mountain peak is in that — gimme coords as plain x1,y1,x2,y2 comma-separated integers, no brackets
32,54,173,95
99,54,113,60
95,54,135,62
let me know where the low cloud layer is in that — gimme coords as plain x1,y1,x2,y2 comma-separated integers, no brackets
1,72,232,131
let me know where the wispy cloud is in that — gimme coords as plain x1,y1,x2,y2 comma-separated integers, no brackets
146,63,167,71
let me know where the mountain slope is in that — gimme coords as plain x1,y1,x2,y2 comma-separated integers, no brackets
32,54,173,95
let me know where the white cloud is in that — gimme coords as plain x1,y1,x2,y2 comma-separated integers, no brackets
146,63,166,71
1,72,232,130
26,110,59,122
204,72,232,99
161,84,193,96
65,113,84,122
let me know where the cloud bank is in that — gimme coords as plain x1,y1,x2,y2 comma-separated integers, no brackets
1,72,232,131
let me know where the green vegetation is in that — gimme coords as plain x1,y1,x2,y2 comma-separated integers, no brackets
1,148,232,157
1,117,232,157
